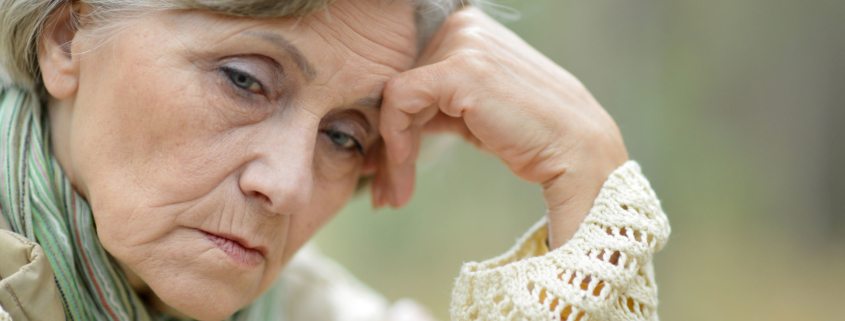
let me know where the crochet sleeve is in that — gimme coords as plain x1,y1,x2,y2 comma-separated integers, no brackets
450,161,671,321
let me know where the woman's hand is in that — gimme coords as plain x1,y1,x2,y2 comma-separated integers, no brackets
374,7,628,248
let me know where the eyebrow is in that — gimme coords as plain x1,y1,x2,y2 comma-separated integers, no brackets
245,31,383,111
355,96,383,110
244,31,317,81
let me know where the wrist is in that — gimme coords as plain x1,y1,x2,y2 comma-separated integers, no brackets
541,152,627,249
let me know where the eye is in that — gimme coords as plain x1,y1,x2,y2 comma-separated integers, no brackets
322,129,364,155
221,66,265,95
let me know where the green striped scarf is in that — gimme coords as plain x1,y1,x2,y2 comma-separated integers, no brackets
0,86,286,321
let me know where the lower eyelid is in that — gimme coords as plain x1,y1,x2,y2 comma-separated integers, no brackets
321,130,364,155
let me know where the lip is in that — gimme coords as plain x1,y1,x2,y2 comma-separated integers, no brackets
199,229,267,267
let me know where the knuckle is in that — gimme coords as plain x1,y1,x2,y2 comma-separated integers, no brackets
382,76,403,96
450,7,482,27
381,76,407,104
446,91,479,117
455,25,486,43
451,49,495,78
442,7,481,32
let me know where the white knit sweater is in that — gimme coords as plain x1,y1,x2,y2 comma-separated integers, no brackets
275,161,670,321
0,161,668,321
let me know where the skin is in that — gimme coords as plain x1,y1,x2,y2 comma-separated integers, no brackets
376,7,629,248
38,0,627,320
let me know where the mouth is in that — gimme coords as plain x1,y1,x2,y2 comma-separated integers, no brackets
199,230,267,267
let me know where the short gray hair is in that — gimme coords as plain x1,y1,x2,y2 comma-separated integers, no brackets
0,0,473,91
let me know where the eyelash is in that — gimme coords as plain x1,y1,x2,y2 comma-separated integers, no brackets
219,64,366,156
220,66,266,96
321,129,364,155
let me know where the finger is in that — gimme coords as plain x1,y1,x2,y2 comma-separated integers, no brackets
379,69,453,208
379,101,422,166
366,142,385,208
387,102,440,205
378,104,424,208
380,99,438,165
422,112,470,136
372,143,393,208
387,125,420,207
415,7,488,67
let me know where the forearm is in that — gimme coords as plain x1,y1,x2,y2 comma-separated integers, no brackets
451,161,670,321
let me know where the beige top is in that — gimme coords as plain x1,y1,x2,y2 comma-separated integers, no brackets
0,230,66,321
0,161,670,321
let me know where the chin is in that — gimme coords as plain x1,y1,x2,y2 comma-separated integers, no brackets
125,237,270,320
149,274,255,321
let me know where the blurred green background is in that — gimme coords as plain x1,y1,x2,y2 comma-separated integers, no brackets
314,1,845,320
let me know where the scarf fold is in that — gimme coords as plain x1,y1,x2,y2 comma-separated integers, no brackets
0,86,284,321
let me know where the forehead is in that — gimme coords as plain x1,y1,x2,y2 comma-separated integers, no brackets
293,0,419,100
160,0,418,107
302,0,419,73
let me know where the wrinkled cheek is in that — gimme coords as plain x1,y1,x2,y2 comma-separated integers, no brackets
278,174,356,264
315,165,361,216
314,142,365,183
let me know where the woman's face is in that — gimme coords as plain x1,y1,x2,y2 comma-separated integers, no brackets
48,0,416,319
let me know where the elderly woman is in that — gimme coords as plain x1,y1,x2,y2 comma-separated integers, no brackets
0,0,669,320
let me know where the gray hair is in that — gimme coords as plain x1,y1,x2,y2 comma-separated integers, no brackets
0,0,474,91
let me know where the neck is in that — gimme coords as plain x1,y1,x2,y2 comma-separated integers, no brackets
47,97,79,188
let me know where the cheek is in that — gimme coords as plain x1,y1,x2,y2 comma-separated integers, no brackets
315,135,365,180
281,166,359,263
68,37,261,271
71,43,249,205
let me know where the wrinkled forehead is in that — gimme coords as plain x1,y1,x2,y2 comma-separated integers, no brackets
163,0,419,100
293,0,420,82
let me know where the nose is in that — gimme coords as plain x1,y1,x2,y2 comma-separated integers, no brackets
238,123,315,216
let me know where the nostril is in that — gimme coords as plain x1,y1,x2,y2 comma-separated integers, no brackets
249,191,273,208
239,160,313,216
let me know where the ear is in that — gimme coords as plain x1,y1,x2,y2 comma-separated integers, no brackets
37,3,80,99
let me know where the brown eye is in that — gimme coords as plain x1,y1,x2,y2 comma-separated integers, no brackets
221,66,264,95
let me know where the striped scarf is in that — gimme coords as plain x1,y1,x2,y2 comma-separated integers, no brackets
0,86,285,321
